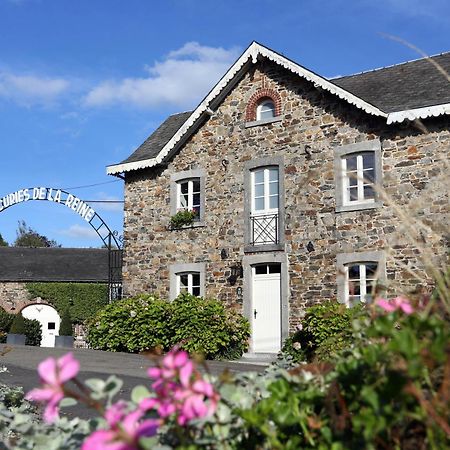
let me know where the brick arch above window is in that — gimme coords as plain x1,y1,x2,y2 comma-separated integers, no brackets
245,89,282,122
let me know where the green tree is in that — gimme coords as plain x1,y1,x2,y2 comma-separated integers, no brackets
14,220,60,248
0,233,8,247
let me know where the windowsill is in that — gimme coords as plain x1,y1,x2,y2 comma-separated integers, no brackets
336,201,382,213
245,116,283,128
244,243,285,253
170,221,206,230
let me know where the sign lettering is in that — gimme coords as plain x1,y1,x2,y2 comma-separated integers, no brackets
0,187,96,222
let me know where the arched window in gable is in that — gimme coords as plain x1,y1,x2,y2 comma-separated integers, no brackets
245,88,282,123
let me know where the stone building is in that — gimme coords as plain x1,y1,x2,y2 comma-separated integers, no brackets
107,42,449,354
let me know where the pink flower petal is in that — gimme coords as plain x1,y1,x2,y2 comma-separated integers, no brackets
375,298,396,312
173,350,189,368
25,387,55,402
82,430,128,450
37,357,58,385
136,419,159,438
179,360,193,387
58,353,80,383
399,301,414,315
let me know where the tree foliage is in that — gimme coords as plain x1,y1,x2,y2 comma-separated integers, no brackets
0,233,8,247
14,220,60,248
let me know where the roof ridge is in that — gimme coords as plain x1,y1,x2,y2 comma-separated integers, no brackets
330,50,450,80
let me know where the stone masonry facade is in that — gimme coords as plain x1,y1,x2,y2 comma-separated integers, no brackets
122,60,449,332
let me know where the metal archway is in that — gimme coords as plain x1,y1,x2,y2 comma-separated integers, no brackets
0,186,123,300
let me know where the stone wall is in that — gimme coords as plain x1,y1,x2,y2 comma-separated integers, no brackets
123,60,449,330
0,281,31,313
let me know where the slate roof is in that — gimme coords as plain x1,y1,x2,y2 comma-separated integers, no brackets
0,247,109,282
111,46,449,173
120,111,192,165
332,52,450,112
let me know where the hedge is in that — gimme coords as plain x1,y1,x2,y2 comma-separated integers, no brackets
25,282,108,323
0,308,42,346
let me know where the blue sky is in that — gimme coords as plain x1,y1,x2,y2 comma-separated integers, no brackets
0,0,448,247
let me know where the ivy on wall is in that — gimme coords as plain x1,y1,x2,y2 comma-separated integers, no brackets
25,283,108,323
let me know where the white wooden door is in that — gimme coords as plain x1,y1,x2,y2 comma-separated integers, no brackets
252,264,281,353
21,304,61,347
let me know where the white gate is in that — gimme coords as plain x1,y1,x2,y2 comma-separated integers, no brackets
21,304,61,347
251,264,281,353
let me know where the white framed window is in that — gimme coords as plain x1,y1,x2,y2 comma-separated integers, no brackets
170,169,205,225
251,167,279,214
334,140,382,213
344,262,378,306
256,99,276,121
176,272,201,297
170,262,206,300
341,152,375,205
337,251,386,307
177,178,201,219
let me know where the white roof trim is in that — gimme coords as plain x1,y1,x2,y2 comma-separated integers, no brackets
387,103,450,124
106,42,390,175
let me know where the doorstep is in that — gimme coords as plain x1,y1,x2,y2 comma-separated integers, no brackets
237,352,278,366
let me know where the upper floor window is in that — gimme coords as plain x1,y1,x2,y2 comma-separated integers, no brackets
342,152,375,204
170,169,206,226
177,178,201,219
256,99,276,121
177,271,201,297
252,166,279,213
334,140,382,213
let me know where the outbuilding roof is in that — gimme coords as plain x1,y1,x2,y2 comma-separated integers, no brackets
107,42,449,175
0,247,109,282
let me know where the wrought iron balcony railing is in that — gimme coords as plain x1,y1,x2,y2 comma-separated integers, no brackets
250,213,279,245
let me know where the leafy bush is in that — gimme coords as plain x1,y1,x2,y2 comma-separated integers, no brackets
23,318,42,346
9,313,26,334
87,295,172,353
0,308,42,345
238,301,450,450
59,309,73,336
26,282,108,323
168,293,250,359
169,209,196,228
87,293,250,359
282,301,364,362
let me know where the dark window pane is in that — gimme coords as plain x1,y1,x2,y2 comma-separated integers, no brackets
192,286,201,297
180,182,188,194
364,185,375,199
365,263,378,277
349,187,358,201
255,265,267,275
192,179,200,192
364,168,375,183
348,264,360,280
349,281,361,296
363,152,375,169
193,193,200,206
268,264,281,274
346,156,357,170
180,274,188,287
192,273,200,286
48,322,56,330
348,174,358,187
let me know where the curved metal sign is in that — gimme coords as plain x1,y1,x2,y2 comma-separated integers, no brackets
0,187,122,249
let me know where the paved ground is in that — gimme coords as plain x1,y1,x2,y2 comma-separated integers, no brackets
0,345,269,420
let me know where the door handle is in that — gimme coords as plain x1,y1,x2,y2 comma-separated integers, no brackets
254,309,257,319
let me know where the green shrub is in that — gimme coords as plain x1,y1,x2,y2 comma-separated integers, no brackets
9,313,26,334
87,293,250,359
168,293,250,359
25,282,108,323
0,308,13,342
282,301,364,362
87,294,172,352
59,309,73,336
23,319,42,346
169,209,196,228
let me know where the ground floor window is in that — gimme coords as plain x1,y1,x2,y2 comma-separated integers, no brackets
337,250,385,307
170,262,206,300
177,272,201,297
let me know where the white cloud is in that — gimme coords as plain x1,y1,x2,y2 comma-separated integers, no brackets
0,70,70,106
58,224,98,240
84,42,240,109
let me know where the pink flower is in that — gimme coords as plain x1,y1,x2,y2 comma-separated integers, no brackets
375,296,415,315
142,347,219,425
26,352,80,423
82,402,159,450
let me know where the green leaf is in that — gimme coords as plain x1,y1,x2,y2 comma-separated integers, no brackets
59,397,78,407
131,385,151,403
